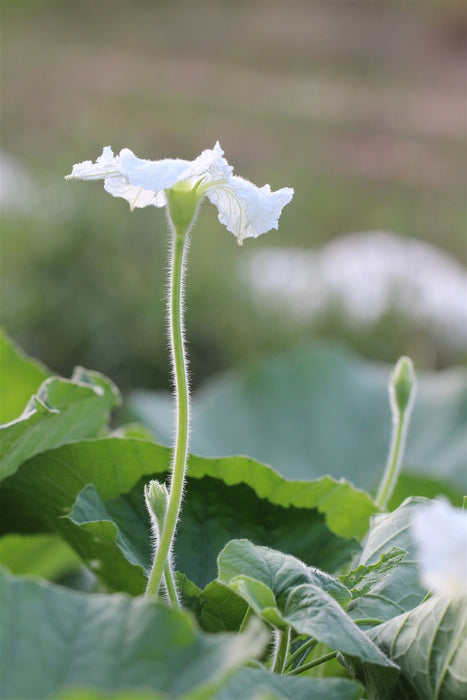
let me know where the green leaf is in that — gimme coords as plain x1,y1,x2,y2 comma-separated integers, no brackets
282,584,396,668
218,540,351,609
370,595,467,700
0,568,268,700
0,368,120,482
64,483,148,594
347,498,428,624
214,667,364,699
0,329,50,423
340,547,407,602
53,671,365,700
0,533,81,581
0,438,362,591
218,541,396,674
130,344,466,501
177,575,248,633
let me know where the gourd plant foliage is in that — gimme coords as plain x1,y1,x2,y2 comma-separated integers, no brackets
1,329,466,700
1,142,465,700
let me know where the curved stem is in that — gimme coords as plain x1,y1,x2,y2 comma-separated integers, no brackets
285,636,317,669
375,409,406,510
285,650,337,676
146,231,190,598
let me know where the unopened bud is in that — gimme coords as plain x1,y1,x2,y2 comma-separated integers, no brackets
390,356,415,415
144,480,169,534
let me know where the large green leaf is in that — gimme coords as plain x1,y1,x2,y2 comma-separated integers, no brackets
0,568,268,700
0,368,120,482
129,344,466,500
214,667,364,699
0,533,81,581
0,438,361,592
51,666,365,699
0,329,50,423
369,595,467,700
347,498,428,624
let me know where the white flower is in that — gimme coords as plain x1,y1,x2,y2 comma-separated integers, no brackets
411,499,467,599
66,142,293,244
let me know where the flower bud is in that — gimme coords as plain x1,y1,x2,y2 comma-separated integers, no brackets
144,480,169,534
390,356,415,415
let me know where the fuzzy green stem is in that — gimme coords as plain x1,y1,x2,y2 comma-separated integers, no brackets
146,228,190,598
272,628,291,674
285,650,337,676
285,636,317,669
163,563,181,609
375,409,406,510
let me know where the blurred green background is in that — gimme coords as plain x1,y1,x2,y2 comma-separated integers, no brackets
1,0,466,394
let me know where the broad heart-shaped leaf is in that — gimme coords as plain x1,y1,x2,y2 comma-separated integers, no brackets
0,437,365,592
369,595,467,700
347,498,428,625
217,541,397,692
0,569,268,700
129,343,467,502
0,329,50,423
0,367,120,482
214,667,364,699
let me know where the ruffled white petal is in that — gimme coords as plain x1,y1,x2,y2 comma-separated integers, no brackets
411,499,467,599
189,141,233,183
206,176,294,242
118,149,194,193
66,146,120,181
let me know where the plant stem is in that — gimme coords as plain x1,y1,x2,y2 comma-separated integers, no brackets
285,636,317,669
239,606,253,633
285,650,337,676
146,230,190,598
375,408,406,510
163,562,180,609
272,628,291,674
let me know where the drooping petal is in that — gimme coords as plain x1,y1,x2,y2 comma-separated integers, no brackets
103,176,166,209
206,175,294,243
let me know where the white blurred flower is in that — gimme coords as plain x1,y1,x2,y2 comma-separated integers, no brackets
66,142,293,244
411,499,467,599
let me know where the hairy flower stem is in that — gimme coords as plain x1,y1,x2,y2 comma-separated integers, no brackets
375,357,415,511
146,228,190,599
272,628,292,674
375,409,406,511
